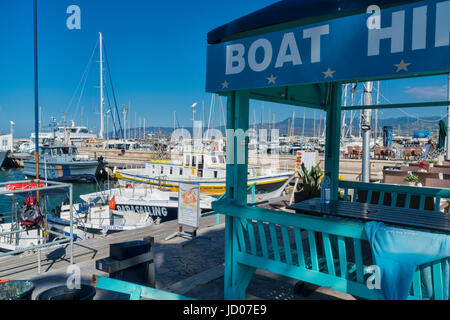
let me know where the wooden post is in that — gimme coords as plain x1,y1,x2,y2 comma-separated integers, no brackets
325,82,342,200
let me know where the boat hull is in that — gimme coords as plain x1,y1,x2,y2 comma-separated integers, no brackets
79,188,214,224
23,160,98,181
115,170,293,197
0,151,8,168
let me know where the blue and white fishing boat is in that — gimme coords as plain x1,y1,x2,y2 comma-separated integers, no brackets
0,133,13,168
23,145,100,181
0,151,8,168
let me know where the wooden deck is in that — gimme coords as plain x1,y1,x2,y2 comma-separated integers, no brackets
0,214,220,281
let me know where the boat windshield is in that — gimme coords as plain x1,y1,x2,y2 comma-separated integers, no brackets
60,147,71,155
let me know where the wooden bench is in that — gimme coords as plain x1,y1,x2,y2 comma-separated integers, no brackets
213,184,449,300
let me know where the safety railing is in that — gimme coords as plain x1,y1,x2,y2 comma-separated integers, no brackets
0,180,74,274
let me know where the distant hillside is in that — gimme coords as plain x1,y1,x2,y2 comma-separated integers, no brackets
116,115,444,139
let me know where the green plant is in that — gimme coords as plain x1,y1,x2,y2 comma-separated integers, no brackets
404,174,419,183
429,159,435,164
299,163,323,197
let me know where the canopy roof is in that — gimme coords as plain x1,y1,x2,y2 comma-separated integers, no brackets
207,0,422,44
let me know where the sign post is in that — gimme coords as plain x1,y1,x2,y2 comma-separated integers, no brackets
165,183,210,245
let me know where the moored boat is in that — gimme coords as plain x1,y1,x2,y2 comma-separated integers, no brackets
115,149,294,197
23,145,100,181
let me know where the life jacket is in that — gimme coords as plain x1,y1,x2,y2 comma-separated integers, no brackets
19,196,42,228
109,196,116,210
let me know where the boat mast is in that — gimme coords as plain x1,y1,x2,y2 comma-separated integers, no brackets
313,111,316,138
33,0,40,184
291,111,295,139
341,84,348,140
362,82,373,183
375,81,380,145
99,32,105,139
302,108,305,138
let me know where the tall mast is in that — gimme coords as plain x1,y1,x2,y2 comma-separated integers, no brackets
375,81,380,145
341,84,348,139
291,112,295,138
362,82,373,183
302,108,305,138
313,111,316,138
99,32,105,139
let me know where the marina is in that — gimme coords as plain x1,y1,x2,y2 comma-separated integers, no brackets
0,0,449,306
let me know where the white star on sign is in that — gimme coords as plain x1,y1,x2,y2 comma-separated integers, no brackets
322,68,336,79
267,74,277,84
221,80,229,89
394,60,411,72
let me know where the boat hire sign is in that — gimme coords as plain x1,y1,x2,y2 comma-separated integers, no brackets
206,0,450,92
178,183,200,229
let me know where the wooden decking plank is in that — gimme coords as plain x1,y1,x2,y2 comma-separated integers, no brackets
0,214,219,280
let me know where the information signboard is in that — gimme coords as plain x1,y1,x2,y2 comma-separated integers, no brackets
177,182,200,229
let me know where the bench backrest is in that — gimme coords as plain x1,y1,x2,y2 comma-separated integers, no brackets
339,180,450,212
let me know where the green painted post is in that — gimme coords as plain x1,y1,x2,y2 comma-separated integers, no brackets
223,90,251,299
325,82,342,200
224,91,236,299
235,91,250,205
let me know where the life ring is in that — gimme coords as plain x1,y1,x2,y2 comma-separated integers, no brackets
6,182,45,191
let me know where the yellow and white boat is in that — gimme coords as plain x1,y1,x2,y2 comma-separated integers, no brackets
115,150,294,200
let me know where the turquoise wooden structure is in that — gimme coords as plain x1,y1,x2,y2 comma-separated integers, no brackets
207,0,450,300
92,275,195,300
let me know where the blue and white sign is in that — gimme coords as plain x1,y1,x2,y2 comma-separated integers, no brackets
206,0,450,92
413,130,430,138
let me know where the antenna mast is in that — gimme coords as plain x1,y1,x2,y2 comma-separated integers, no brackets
99,32,105,139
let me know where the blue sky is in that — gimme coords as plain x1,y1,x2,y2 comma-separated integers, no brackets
0,0,448,138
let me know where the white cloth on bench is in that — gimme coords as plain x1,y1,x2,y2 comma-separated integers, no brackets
365,221,450,300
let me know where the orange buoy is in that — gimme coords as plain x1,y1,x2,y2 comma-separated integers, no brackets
109,196,116,210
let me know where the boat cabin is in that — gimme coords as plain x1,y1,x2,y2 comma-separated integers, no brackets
144,150,256,180
40,145,80,160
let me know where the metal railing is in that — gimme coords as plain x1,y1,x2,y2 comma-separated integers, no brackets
0,180,74,274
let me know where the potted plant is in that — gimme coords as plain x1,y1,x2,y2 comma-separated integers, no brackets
404,173,419,186
294,163,323,203
429,159,435,168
